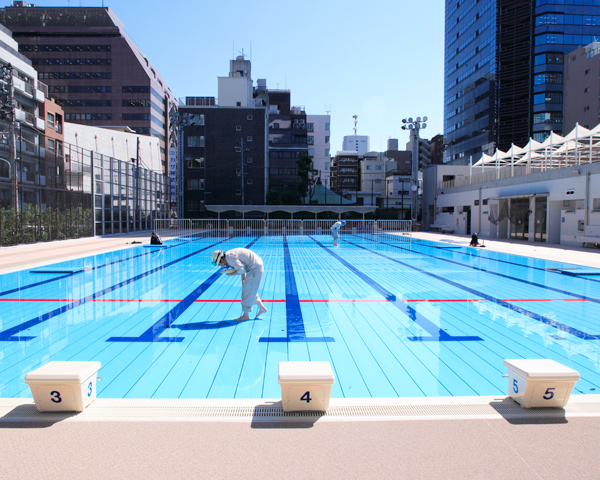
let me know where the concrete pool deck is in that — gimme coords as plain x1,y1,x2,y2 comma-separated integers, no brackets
1,231,600,479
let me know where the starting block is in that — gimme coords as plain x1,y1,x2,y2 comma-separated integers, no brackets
278,361,335,412
25,361,101,412
504,359,579,408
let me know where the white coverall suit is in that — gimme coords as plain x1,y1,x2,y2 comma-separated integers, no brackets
330,221,343,246
224,248,264,313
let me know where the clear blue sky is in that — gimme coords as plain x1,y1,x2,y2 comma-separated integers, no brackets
3,0,445,153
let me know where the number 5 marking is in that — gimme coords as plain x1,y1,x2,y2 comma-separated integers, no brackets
543,387,555,400
513,379,519,394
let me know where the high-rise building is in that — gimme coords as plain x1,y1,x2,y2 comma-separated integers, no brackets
0,3,177,174
444,0,600,164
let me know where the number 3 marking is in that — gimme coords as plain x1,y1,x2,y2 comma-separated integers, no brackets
50,391,62,403
543,387,555,400
87,381,93,397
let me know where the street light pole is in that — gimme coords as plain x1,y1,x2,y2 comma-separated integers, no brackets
401,116,427,224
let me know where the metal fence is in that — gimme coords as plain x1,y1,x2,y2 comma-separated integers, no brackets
153,219,412,243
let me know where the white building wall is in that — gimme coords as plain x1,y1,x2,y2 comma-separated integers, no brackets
425,162,600,246
343,135,370,155
218,76,252,107
307,114,331,187
64,123,163,173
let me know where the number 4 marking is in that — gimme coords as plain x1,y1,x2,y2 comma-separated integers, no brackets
301,391,312,403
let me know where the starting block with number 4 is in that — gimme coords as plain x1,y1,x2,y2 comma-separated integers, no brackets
504,359,579,408
25,361,101,412
278,361,335,412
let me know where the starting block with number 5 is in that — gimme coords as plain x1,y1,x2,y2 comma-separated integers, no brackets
504,359,579,408
278,361,335,412
25,361,101,412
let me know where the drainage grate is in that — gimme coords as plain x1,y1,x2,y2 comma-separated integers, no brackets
2,397,600,423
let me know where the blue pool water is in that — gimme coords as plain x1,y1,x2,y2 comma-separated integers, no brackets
1,233,600,399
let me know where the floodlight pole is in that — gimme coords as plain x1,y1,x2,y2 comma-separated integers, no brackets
402,116,427,224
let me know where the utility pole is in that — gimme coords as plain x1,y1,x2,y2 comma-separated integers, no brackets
401,116,427,224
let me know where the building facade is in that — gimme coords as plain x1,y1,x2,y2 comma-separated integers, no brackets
306,114,331,187
177,101,268,216
564,42,600,131
342,134,369,155
266,90,308,203
444,0,600,164
330,150,359,197
0,4,177,174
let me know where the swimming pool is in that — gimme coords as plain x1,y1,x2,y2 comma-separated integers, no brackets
1,229,600,400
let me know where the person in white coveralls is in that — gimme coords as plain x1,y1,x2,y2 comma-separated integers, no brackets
330,220,345,246
211,248,268,321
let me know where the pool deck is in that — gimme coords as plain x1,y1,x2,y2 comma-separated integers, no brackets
1,231,600,479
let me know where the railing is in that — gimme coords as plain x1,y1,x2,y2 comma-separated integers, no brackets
152,219,413,243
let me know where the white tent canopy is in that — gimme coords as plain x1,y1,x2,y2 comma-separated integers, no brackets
472,123,600,170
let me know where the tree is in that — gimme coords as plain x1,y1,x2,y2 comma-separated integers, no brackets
296,154,314,204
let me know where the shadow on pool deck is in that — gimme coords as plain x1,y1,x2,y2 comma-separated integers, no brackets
2,232,600,478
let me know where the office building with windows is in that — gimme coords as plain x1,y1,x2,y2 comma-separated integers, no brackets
306,114,331,188
444,0,600,164
177,100,268,216
0,3,177,174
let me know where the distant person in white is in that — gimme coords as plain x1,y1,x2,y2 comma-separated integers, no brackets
211,248,268,321
330,220,345,246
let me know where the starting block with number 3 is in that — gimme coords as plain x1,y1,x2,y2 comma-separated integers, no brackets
25,361,101,412
278,361,335,412
504,359,579,408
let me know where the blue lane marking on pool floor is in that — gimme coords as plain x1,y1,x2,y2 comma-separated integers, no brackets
0,239,224,342
259,235,334,343
347,238,600,340
108,238,258,343
311,236,483,342
407,237,600,286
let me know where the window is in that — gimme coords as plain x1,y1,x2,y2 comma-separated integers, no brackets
47,113,55,129
47,138,55,151
186,136,204,147
246,157,253,164
246,136,252,142
272,123,279,129
584,106,590,111
236,125,242,131
584,87,590,93
247,114,253,120
308,136,314,145
325,136,330,144
247,179,253,185
186,157,204,168
474,200,480,205
585,68,591,74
